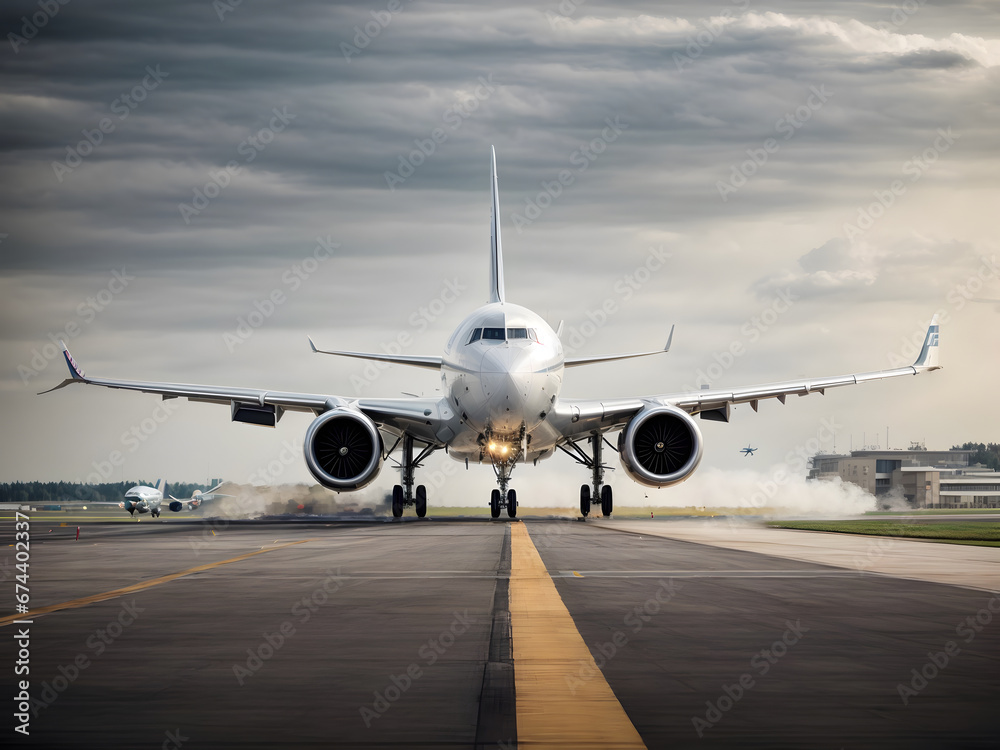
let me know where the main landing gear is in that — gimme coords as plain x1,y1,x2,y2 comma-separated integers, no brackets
484,426,521,519
389,434,437,518
559,433,615,518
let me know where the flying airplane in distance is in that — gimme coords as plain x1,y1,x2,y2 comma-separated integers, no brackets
740,445,757,457
41,147,942,519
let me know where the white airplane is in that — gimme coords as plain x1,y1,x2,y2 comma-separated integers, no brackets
42,147,941,519
120,479,166,517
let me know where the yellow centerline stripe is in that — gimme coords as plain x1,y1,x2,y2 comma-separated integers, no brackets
510,523,646,749
1,540,309,627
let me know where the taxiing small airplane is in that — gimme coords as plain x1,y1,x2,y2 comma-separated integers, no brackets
42,148,941,519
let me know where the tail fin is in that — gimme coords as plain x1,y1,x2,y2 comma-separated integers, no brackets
913,315,941,370
489,146,505,304
154,478,167,495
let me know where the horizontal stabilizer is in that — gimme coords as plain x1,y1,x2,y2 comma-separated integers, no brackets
308,337,442,370
564,325,674,368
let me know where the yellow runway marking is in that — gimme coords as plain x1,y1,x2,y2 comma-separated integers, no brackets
510,523,646,749
572,571,584,578
0,540,309,628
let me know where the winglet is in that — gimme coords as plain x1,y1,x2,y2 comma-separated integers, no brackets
489,146,505,304
38,342,88,394
307,336,318,353
912,315,941,370
62,341,86,380
664,325,675,353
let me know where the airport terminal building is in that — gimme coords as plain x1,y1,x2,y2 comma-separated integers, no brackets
809,448,1000,508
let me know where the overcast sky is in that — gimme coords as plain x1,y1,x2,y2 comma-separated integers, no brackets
1,0,997,508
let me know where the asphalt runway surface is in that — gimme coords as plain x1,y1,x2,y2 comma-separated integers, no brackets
2,518,998,749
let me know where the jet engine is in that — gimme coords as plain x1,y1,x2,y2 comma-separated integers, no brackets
304,409,383,491
168,501,183,512
618,405,703,488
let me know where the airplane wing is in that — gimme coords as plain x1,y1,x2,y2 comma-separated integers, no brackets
551,316,941,440
564,326,674,368
39,343,457,444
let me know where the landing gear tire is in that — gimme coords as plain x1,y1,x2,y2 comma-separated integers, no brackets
507,489,517,518
490,489,501,519
392,485,404,518
415,485,427,518
580,484,591,517
601,485,613,517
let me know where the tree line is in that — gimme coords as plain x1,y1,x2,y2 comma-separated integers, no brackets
0,481,217,505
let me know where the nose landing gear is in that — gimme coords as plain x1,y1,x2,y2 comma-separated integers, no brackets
484,425,522,519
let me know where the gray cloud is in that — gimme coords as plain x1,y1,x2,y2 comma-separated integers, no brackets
1,1,997,487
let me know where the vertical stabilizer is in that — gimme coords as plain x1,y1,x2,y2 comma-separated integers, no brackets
489,146,505,304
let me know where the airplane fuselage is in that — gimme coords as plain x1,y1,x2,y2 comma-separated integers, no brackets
440,302,565,462
122,485,162,515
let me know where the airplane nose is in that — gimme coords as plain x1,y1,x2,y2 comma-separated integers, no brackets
479,347,534,425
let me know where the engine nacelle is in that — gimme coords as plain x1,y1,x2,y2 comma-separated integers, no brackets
618,405,703,488
304,409,383,491
168,501,183,512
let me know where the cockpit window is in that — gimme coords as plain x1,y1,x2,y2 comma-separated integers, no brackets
467,328,482,344
507,328,528,339
482,327,506,340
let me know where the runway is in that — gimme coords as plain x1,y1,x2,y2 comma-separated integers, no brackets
3,518,999,748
